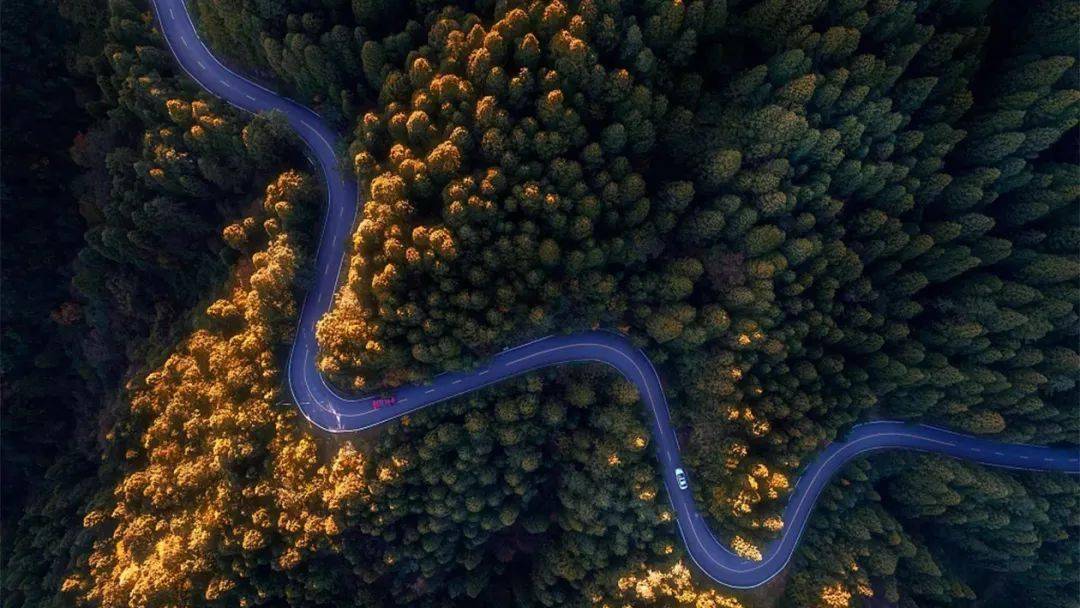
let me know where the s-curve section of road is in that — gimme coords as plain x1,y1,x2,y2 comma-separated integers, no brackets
152,0,1080,589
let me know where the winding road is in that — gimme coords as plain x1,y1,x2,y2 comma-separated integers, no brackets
152,0,1080,589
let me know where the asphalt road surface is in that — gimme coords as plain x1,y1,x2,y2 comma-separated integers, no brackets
152,0,1080,588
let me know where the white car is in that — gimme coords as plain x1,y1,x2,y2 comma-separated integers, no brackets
674,468,688,490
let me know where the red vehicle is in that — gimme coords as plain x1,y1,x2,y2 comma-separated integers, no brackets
372,396,397,409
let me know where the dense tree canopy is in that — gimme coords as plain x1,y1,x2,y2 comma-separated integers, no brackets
2,0,1077,607
314,0,1079,604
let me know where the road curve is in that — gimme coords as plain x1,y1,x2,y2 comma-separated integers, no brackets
152,0,1080,589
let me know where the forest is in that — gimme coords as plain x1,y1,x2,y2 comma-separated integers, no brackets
1,0,1077,607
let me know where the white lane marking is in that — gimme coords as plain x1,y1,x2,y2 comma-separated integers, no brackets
245,93,256,101
1019,455,1029,460
424,389,435,394
478,370,489,376
498,335,555,356
1044,457,1055,462
221,80,232,88
297,119,336,150
169,8,175,18
971,448,981,452
398,398,408,404
994,451,1004,456
181,36,189,48
452,379,462,385
197,60,207,70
